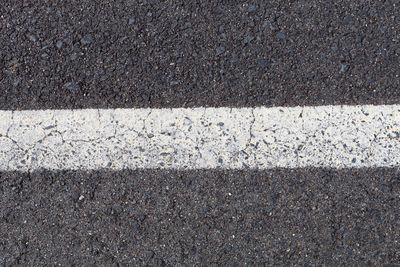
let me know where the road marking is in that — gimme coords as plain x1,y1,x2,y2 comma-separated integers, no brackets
0,105,399,171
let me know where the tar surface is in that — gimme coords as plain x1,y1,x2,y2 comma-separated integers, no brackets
0,0,399,110
1,168,400,265
1,0,400,266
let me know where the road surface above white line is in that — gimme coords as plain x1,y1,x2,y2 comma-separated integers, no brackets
1,105,399,171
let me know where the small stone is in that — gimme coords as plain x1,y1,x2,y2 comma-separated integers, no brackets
388,131,399,139
72,192,79,201
248,5,257,12
147,133,154,138
156,259,166,266
262,21,270,28
230,55,239,66
340,64,350,73
385,5,393,13
131,220,139,230
147,250,155,258
244,36,254,44
257,58,267,67
142,93,150,102
128,17,136,25
216,46,225,55
343,15,353,25
356,35,364,44
64,82,80,91
114,206,123,213
170,81,179,86
276,32,286,39
56,40,63,49
12,79,20,86
26,34,37,42
80,35,93,45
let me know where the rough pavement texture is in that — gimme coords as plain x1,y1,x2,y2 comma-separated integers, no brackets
1,1,400,266
1,168,400,265
2,105,400,171
0,0,399,110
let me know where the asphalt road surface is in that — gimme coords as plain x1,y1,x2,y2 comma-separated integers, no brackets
0,0,399,110
1,0,400,266
2,168,400,265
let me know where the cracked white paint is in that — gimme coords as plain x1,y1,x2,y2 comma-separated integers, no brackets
0,105,400,171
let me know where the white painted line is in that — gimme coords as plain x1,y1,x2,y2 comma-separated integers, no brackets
0,105,399,171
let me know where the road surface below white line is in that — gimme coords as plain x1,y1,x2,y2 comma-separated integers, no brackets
1,105,399,171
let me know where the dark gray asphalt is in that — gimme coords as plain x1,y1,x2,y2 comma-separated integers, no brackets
1,0,400,266
1,168,400,265
0,0,399,110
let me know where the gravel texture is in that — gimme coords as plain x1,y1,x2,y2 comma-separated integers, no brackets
1,1,400,266
1,168,400,265
0,0,399,110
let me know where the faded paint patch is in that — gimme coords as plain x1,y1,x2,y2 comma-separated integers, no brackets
0,105,399,171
